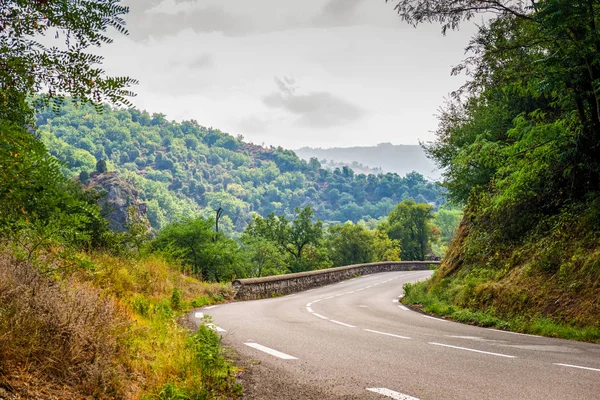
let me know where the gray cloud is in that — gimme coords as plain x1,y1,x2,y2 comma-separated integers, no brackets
312,0,366,27
188,53,214,69
262,77,365,128
166,52,213,71
123,2,255,41
121,0,393,42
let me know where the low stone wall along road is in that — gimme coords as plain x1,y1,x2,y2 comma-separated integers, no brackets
232,261,438,300
189,271,600,399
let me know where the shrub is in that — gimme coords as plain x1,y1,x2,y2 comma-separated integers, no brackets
0,253,130,396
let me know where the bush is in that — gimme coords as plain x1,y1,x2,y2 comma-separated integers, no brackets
0,253,129,396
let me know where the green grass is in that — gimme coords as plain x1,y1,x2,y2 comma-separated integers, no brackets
403,280,600,343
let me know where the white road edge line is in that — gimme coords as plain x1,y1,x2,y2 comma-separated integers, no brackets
366,387,420,400
429,342,516,358
553,363,600,372
422,315,448,322
203,305,219,309
312,313,329,320
486,328,540,338
398,305,409,311
392,299,399,303
206,323,226,332
244,343,297,360
306,307,314,313
364,329,411,339
330,320,356,328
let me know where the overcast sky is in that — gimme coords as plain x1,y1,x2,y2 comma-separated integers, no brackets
100,0,477,149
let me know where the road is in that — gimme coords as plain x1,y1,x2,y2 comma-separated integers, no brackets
189,271,600,400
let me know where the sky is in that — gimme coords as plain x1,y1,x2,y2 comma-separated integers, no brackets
99,0,478,149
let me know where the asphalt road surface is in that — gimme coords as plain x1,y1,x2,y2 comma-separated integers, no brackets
189,271,600,400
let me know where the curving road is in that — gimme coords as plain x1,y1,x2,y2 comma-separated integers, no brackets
189,271,600,400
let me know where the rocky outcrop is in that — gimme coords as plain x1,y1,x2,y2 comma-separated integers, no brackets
86,171,148,232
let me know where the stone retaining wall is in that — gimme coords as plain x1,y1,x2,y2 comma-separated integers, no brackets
232,261,439,300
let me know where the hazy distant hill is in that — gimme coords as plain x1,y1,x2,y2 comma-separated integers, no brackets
295,143,441,180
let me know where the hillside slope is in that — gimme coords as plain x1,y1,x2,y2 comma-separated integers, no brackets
405,204,600,341
36,102,445,231
400,1,600,341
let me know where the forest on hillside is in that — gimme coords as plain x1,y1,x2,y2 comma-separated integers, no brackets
37,102,446,231
0,1,464,398
400,0,600,339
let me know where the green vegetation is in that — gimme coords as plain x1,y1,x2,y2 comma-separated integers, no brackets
1,1,462,397
153,217,243,282
35,101,446,230
393,0,600,339
0,1,240,398
403,277,600,342
380,200,437,261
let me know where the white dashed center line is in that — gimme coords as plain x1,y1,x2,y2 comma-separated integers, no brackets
429,342,516,358
364,329,411,340
194,312,204,318
398,305,409,311
330,320,356,328
553,363,600,372
203,305,219,309
366,387,420,400
244,343,297,360
306,307,314,313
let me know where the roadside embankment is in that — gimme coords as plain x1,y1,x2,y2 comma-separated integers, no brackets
233,261,439,300
402,212,600,343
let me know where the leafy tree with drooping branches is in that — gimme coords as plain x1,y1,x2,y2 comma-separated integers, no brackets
0,0,137,252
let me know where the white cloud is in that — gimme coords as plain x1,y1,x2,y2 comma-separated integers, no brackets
99,0,477,148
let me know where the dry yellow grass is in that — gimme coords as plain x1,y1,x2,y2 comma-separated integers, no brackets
0,247,237,399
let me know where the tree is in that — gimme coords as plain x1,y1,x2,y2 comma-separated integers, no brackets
395,0,600,209
96,159,108,173
381,200,436,260
245,206,326,272
124,205,150,253
0,1,136,249
326,223,375,267
372,230,401,262
153,217,245,281
79,170,90,183
1,0,136,119
240,235,288,277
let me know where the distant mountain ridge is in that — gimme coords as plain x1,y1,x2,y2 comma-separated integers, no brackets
295,143,441,180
